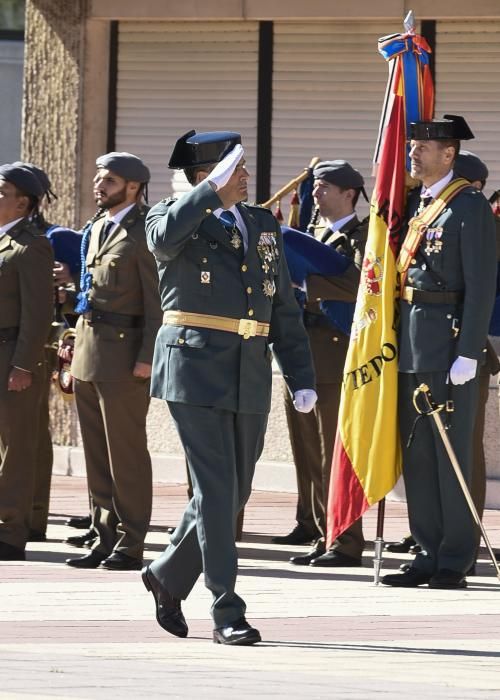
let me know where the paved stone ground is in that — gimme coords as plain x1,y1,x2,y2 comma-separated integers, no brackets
1,476,500,699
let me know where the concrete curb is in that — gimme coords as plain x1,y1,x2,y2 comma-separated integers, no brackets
52,445,500,507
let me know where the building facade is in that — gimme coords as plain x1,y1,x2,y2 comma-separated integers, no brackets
23,0,500,502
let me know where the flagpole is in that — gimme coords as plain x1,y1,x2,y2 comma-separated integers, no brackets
373,498,386,585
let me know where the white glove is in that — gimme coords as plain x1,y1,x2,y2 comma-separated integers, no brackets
449,356,477,385
207,144,244,190
293,389,318,413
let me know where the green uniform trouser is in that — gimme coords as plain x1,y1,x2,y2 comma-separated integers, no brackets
284,382,364,557
151,402,268,628
399,371,479,576
30,352,54,535
74,378,152,560
0,343,43,549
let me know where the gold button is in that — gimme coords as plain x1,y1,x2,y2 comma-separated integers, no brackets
202,257,208,263
446,314,452,319
411,258,417,264
408,277,414,283
37,361,43,366
118,332,125,339
205,208,212,214
332,337,339,342
178,338,185,345
110,261,116,267
316,298,321,302
248,309,254,317
246,287,252,294
241,264,248,272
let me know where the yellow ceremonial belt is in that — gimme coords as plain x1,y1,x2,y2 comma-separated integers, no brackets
397,177,470,289
163,310,270,340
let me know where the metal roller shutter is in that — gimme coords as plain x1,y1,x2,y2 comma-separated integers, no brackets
115,21,259,206
271,20,404,220
435,20,500,193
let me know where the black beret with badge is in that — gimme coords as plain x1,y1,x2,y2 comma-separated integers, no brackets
313,159,368,201
454,150,488,184
169,130,242,169
410,114,474,141
0,163,44,199
96,151,150,183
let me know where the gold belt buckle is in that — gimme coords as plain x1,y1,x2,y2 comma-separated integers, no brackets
238,318,258,339
404,287,414,303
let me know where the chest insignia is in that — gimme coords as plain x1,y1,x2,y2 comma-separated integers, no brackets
262,279,276,298
200,270,211,284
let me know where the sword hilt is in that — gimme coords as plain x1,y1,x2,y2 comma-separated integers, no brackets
413,383,447,416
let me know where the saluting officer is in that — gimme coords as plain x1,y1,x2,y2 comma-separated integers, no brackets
142,130,316,645
66,152,162,571
0,164,54,560
382,116,497,590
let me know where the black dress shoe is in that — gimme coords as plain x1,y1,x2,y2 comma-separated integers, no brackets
381,567,431,587
65,529,98,548
399,562,411,573
290,540,326,566
66,550,106,568
271,523,318,546
141,565,188,638
384,535,416,553
65,515,92,529
310,550,361,567
0,541,26,561
428,569,467,589
409,543,423,554
27,530,46,542
100,551,143,571
213,617,261,646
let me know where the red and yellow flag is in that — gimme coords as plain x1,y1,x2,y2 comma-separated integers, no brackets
326,27,434,547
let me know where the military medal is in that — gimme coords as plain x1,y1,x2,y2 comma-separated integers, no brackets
229,229,242,250
200,270,211,284
262,279,276,298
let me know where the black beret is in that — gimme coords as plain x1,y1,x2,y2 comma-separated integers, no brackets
96,152,150,183
0,163,44,198
454,150,488,183
313,160,365,190
410,114,474,141
169,130,242,169
12,161,52,195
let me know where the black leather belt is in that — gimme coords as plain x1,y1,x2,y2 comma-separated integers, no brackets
303,310,334,329
401,287,464,305
82,310,144,328
0,326,19,341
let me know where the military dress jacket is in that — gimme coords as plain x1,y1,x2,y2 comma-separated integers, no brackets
71,205,162,382
398,186,497,373
301,216,368,384
146,180,315,414
0,219,53,374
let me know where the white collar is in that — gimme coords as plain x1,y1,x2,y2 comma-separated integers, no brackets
0,217,24,237
327,212,356,232
105,202,136,227
420,170,454,200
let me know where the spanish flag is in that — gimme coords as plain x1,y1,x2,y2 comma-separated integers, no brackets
326,26,434,547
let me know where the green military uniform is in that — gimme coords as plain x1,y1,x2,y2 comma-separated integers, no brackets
284,215,367,557
399,185,497,576
0,219,53,552
146,179,315,627
71,204,162,560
